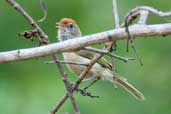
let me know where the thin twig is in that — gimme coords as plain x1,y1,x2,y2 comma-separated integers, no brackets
45,60,88,66
112,0,120,28
38,0,48,23
84,47,135,62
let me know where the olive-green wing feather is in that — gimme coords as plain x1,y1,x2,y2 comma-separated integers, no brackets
76,49,113,70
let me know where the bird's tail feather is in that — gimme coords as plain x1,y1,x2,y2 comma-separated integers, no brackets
98,69,144,100
113,74,145,101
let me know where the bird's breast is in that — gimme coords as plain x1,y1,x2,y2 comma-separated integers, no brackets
62,52,94,78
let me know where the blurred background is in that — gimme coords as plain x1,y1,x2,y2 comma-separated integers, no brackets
0,0,171,114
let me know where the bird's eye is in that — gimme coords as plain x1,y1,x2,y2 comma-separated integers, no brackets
68,23,73,28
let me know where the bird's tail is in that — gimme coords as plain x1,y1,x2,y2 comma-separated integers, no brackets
102,69,145,100
113,74,145,101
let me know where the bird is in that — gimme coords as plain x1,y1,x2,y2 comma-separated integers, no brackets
56,18,145,100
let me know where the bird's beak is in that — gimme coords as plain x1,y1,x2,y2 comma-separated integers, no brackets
55,22,60,28
56,22,66,31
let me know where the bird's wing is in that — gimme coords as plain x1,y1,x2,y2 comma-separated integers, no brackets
76,48,113,70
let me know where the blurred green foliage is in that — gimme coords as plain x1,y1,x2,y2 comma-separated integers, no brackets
0,0,171,114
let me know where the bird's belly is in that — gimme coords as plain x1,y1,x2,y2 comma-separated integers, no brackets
63,52,94,79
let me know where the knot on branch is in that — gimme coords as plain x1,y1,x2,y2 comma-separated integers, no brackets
18,29,37,40
18,29,48,45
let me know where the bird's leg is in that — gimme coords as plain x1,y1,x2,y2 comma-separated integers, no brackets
83,77,100,90
75,77,100,98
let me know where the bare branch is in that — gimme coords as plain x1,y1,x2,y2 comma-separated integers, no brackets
0,23,171,63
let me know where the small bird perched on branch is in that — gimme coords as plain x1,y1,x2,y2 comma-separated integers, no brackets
56,18,145,100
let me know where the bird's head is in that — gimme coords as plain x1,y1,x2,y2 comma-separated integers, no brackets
56,18,81,41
